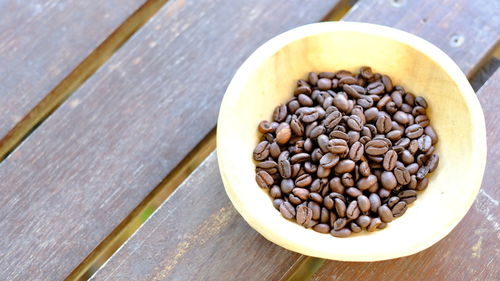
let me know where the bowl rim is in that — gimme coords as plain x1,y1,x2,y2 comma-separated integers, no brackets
217,21,486,261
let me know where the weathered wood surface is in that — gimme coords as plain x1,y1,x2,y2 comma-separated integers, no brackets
90,153,303,281
0,1,339,280
344,0,500,77
310,68,500,281
0,0,146,141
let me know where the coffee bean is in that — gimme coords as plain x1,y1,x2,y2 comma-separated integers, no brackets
317,165,331,178
318,78,332,90
387,196,400,208
290,116,304,136
392,201,407,217
330,130,349,141
377,222,388,229
347,115,363,131
367,217,382,232
348,141,364,161
369,193,381,212
294,174,312,187
415,114,430,127
313,223,331,233
300,108,319,123
273,199,284,210
426,154,439,172
367,81,385,95
346,187,362,198
273,104,287,122
398,190,417,204
342,173,355,187
269,142,281,159
383,150,398,170
394,166,411,185
416,177,429,191
425,125,439,144
343,84,361,99
290,153,310,164
400,150,414,165
280,179,294,194
253,141,270,161
365,139,389,155
386,130,403,142
357,215,371,228
359,161,371,176
385,101,398,114
415,96,428,108
418,135,432,153
334,159,355,174
289,194,302,205
346,201,361,219
331,228,352,237
357,175,377,190
279,202,296,219
406,163,419,174
276,123,292,144
378,187,391,198
405,124,424,139
381,75,393,92
318,153,339,169
416,166,429,180
364,107,379,122
278,158,292,179
327,139,348,154
308,72,319,85
378,205,394,222
320,207,330,223
355,195,370,213
296,205,313,226
334,198,346,217
256,170,274,188
333,217,347,231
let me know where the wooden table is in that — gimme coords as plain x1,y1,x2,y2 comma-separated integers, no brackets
0,1,498,280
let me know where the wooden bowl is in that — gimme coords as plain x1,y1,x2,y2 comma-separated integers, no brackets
217,22,486,261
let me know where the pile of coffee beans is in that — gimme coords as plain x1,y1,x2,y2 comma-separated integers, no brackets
253,66,439,237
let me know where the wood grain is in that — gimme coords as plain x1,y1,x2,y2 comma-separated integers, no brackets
89,153,303,281
310,68,500,281
0,0,146,147
344,0,500,77
0,1,339,280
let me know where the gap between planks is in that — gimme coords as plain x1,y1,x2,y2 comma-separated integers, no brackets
0,0,169,161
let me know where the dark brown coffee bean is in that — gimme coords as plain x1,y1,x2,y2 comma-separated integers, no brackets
292,188,310,201
331,228,352,237
392,201,407,217
376,115,392,134
380,171,397,190
349,141,364,161
417,135,432,153
359,161,371,176
415,96,428,108
383,150,398,170
369,193,381,213
357,175,377,190
318,78,332,90
294,174,311,187
317,71,335,79
426,154,439,172
334,198,346,217
269,142,281,159
279,202,295,219
313,223,330,233
308,72,319,85
324,196,335,210
334,160,356,174
425,125,439,144
330,131,349,142
387,196,400,208
364,108,379,123
273,199,284,210
290,116,304,136
309,125,325,139
278,158,292,179
378,205,394,223
342,173,355,187
279,176,294,192
269,185,282,198
381,75,393,92
416,165,429,180
400,150,414,165
317,165,331,178
404,92,416,106
338,75,357,86
407,175,417,190
275,123,291,145
385,101,397,114
365,139,389,155
333,94,349,112
343,84,361,99
289,194,302,205
346,201,361,219
405,163,418,175
307,201,320,220
329,177,345,194
273,104,287,122
367,81,385,94
323,111,342,129
319,153,339,169
253,141,270,161
328,139,349,154
386,130,403,142
346,187,362,198
300,108,319,123
415,114,430,127
367,217,382,232
394,166,411,185
320,207,330,223
416,177,429,191
258,120,275,133
398,190,417,200
355,195,369,213
257,160,278,170
350,222,362,233
333,217,347,231
256,170,273,188
393,111,409,125
290,153,309,164
347,115,363,131
296,205,313,226
405,124,424,139
287,99,300,113
357,215,371,228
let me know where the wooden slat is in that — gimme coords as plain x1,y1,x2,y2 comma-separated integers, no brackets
90,153,303,280
0,0,146,146
0,1,339,280
311,68,500,281
344,0,500,77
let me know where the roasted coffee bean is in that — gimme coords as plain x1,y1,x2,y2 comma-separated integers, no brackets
291,163,301,178
253,141,270,161
279,202,296,219
359,161,371,177
333,94,349,112
292,188,310,200
346,201,361,219
357,215,371,228
327,139,349,154
288,99,300,114
314,223,331,233
404,92,416,106
300,108,319,123
269,142,281,159
393,111,409,125
335,198,347,217
406,163,419,175
400,150,414,165
425,126,439,144
317,165,331,178
295,174,312,187
290,116,304,136
273,104,287,122
289,194,302,205
276,123,291,144
320,207,330,223
349,141,364,161
416,166,429,180
342,173,355,187
357,175,377,190
365,139,389,155
348,131,361,146
418,135,432,153
257,160,278,170
280,179,294,194
364,107,379,121
369,193,381,213
394,166,411,185
367,81,385,95
308,72,319,85
330,130,349,141
334,159,356,174
416,177,429,191
278,158,292,179
306,192,322,204
320,153,340,168
415,114,430,127
378,205,394,222
387,196,400,208
346,187,362,198
398,190,417,203
347,115,363,131
343,84,361,99
380,171,397,190
426,154,439,172
291,153,310,164
392,201,407,217
386,129,403,142
296,205,313,226
258,120,276,133
377,222,388,229
317,78,332,90
333,218,347,230
355,196,369,213
273,199,284,210
408,175,418,190
308,201,321,220
256,171,273,188
270,185,282,198
323,196,335,210
331,228,352,237
381,75,393,92
350,222,362,233
367,217,382,232
415,96,428,108
405,124,424,139
383,150,398,170
311,148,323,162
298,93,314,106
378,187,391,198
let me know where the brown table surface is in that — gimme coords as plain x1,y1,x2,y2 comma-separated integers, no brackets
0,0,498,280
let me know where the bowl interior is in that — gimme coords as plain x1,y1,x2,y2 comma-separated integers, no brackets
217,22,485,261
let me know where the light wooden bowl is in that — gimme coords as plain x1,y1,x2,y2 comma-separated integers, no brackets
217,22,486,261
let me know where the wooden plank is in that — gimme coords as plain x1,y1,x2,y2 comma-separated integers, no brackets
0,0,146,146
344,0,500,77
90,153,303,281
0,1,339,280
311,68,500,281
